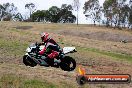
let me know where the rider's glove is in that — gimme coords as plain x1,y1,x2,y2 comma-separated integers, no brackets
38,42,45,46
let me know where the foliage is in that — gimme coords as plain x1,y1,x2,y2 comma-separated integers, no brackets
25,3,36,18
0,1,132,29
0,3,21,21
31,10,47,22
31,4,76,23
14,12,23,21
48,6,61,23
83,0,132,29
84,0,102,25
128,0,132,28
103,0,126,27
103,0,132,28
59,4,76,23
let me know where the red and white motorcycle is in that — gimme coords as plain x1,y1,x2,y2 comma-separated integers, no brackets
23,43,77,71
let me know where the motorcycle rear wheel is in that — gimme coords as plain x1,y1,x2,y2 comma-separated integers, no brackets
60,56,76,71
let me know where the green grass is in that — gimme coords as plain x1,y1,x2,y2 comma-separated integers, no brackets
23,79,57,88
0,38,28,56
10,27,39,38
0,25,39,57
78,47,132,62
0,74,22,88
59,81,76,88
0,74,57,88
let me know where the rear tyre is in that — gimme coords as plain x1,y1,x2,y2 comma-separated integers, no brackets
23,55,37,67
60,56,76,71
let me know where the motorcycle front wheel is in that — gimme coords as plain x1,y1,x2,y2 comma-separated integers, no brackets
23,55,37,67
60,56,76,71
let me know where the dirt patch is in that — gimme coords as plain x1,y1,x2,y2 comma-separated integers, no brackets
59,29,132,42
14,26,33,30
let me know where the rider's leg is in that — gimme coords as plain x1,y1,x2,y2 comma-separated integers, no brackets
44,45,60,66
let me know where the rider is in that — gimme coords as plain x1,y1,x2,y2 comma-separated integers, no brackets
38,32,61,65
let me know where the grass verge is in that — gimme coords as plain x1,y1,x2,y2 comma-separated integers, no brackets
78,47,132,63
0,74,57,88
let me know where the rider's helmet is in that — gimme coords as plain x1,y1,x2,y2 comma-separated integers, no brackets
40,32,50,42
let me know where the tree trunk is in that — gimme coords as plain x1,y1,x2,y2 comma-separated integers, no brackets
94,21,95,26
77,9,79,25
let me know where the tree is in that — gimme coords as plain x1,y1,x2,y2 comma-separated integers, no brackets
47,5,76,23
128,0,132,29
14,13,23,21
25,3,36,18
0,3,18,21
73,0,80,25
30,4,76,23
84,0,102,25
61,4,73,11
120,4,130,28
103,0,128,28
0,4,6,21
59,4,76,23
31,10,47,22
47,6,60,23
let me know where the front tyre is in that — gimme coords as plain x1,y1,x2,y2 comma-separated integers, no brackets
60,56,76,71
23,55,37,67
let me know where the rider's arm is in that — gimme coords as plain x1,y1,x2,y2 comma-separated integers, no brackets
39,47,46,55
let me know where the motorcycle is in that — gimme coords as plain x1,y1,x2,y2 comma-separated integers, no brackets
23,43,77,71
